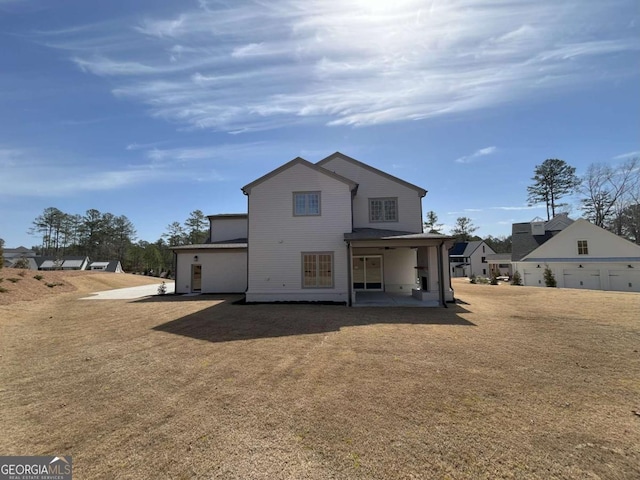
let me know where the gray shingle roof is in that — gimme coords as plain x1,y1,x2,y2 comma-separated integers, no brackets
511,217,575,261
345,228,451,241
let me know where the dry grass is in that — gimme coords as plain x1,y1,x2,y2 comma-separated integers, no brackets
0,270,163,305
0,276,638,479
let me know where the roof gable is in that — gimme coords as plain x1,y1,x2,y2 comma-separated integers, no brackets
523,219,640,260
241,157,358,195
511,217,574,261
316,151,427,197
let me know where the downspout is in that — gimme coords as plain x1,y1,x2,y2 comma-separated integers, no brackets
437,240,447,308
346,241,352,307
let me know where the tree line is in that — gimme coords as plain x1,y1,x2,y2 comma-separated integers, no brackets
24,208,209,274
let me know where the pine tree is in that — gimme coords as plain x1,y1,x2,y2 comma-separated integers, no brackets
527,159,579,220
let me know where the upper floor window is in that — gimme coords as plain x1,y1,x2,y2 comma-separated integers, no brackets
293,192,320,216
577,240,589,255
369,197,398,222
481,256,487,263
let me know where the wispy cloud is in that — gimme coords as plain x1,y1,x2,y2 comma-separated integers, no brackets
613,150,640,160
0,144,229,197
36,0,640,133
491,205,543,211
455,146,497,164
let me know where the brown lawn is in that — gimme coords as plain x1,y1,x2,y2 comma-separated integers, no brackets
0,275,638,479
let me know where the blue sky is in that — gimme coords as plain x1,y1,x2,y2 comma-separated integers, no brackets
1,0,639,248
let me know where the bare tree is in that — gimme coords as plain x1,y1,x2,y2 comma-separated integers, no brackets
580,158,639,228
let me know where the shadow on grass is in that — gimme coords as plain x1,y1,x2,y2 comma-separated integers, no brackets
149,295,475,343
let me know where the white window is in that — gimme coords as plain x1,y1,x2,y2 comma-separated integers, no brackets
293,192,320,216
577,240,589,255
302,252,333,288
369,197,398,222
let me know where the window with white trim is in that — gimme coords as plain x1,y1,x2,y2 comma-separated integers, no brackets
293,192,320,216
369,197,398,222
302,252,333,288
577,240,589,255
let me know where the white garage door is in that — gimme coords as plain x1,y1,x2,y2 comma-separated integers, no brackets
523,269,544,286
563,269,600,290
608,270,640,292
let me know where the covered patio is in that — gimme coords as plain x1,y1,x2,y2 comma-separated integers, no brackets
353,291,440,307
345,229,455,307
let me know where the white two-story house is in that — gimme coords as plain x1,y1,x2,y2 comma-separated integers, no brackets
173,152,454,306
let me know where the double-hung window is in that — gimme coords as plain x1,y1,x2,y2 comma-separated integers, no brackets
302,252,333,288
369,197,398,222
577,240,589,255
293,192,320,216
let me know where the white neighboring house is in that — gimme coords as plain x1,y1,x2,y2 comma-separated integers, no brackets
173,152,455,305
512,218,640,292
88,261,124,273
449,241,495,278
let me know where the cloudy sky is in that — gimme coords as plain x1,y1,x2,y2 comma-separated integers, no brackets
1,0,638,247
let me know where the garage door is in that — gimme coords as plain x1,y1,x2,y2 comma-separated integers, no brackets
563,269,600,290
523,269,544,286
608,270,640,292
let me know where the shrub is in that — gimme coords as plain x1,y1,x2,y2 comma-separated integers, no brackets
12,257,30,269
7,278,20,284
45,282,63,288
469,274,477,284
157,281,167,295
490,271,499,285
476,276,490,284
17,270,26,277
511,271,522,286
543,266,557,287
33,274,44,281
0,286,7,293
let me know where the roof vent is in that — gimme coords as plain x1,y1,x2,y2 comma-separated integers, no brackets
531,221,545,236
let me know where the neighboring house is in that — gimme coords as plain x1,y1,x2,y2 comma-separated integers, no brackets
3,246,36,268
35,256,90,271
486,253,512,277
449,240,495,278
173,152,454,306
511,217,640,292
88,261,124,273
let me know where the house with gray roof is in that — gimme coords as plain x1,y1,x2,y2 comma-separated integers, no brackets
173,152,455,306
449,240,495,278
511,216,640,292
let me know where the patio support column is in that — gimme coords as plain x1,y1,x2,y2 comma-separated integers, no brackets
437,241,447,308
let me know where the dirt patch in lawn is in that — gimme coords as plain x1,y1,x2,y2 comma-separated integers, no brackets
0,270,168,306
0,278,638,479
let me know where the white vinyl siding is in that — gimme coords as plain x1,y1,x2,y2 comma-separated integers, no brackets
175,250,247,294
293,192,321,216
210,217,247,243
369,197,398,222
246,162,352,302
302,252,333,288
319,157,423,232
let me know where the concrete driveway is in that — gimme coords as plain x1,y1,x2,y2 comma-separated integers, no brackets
80,281,175,300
